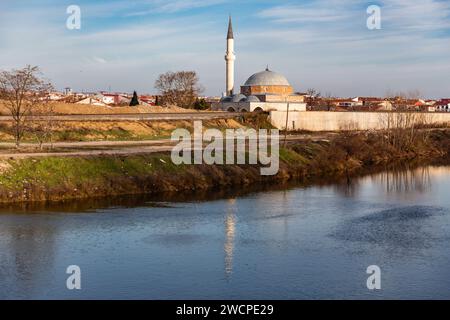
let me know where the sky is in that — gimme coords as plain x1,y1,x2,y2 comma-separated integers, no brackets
0,0,449,98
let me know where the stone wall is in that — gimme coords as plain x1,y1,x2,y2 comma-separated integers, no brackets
269,111,450,131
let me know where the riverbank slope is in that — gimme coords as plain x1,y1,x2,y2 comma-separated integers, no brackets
1,129,449,204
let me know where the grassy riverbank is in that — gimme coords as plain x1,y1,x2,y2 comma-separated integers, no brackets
1,129,449,204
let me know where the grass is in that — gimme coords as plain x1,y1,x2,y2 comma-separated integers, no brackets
279,148,309,165
0,154,179,191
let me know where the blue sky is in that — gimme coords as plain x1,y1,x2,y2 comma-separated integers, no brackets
1,0,449,98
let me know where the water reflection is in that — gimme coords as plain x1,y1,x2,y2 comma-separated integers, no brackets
0,184,298,214
374,166,431,194
0,218,58,299
333,175,361,198
224,199,236,278
333,165,432,198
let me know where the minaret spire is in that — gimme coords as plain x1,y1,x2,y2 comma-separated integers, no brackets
227,15,234,39
225,16,236,96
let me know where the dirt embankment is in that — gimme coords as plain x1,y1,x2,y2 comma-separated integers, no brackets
1,130,449,204
0,118,245,143
0,101,191,115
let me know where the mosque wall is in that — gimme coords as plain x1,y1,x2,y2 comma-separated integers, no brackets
241,85,293,96
212,102,307,112
263,95,306,103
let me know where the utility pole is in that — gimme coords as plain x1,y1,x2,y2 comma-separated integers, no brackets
284,98,290,147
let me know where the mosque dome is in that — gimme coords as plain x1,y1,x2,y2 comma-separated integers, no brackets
231,93,247,102
244,68,290,87
245,95,260,102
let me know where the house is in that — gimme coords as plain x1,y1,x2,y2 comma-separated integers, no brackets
352,97,383,106
139,95,157,106
435,99,450,112
46,92,65,101
98,92,131,106
76,97,109,107
331,99,363,108
374,100,394,111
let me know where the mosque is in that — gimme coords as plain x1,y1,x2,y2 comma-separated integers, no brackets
212,17,307,113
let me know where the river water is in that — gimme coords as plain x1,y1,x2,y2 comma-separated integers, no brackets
1,166,450,300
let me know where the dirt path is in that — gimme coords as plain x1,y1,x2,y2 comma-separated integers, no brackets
0,134,333,159
0,112,240,122
0,146,175,159
0,139,174,149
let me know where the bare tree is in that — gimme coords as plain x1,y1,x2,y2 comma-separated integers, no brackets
378,92,429,151
305,88,321,109
322,92,334,111
0,65,52,148
155,71,203,109
27,102,56,150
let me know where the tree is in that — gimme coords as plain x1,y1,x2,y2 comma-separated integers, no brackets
154,71,203,109
316,92,334,111
129,91,139,106
321,92,333,111
0,65,52,148
194,98,209,110
306,88,321,109
27,102,56,150
378,92,428,152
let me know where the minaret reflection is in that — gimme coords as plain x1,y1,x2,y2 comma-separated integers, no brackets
224,198,236,278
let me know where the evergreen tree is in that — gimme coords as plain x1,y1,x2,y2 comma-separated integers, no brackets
130,91,139,106
194,98,209,110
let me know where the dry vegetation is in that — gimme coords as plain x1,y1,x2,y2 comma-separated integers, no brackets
0,118,244,144
0,100,192,115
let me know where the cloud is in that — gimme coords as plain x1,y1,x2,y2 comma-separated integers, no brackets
126,0,226,15
258,2,356,23
381,0,450,32
92,57,107,64
1,0,449,98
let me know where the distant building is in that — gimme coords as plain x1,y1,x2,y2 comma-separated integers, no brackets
139,95,157,106
327,99,362,108
98,92,131,106
436,99,450,112
352,97,383,106
76,97,109,107
47,92,65,101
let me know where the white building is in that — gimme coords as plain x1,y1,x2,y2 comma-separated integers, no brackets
436,99,450,112
212,17,307,113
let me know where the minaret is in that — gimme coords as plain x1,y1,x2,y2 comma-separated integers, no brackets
225,16,235,96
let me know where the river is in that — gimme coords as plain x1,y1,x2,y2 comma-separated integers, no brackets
1,165,450,299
